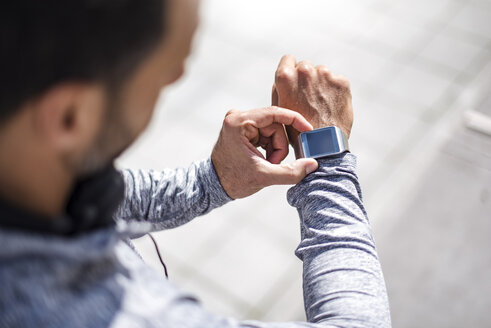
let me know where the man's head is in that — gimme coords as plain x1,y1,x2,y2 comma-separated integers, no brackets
0,0,199,214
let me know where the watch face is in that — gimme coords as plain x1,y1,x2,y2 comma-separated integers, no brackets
302,126,340,158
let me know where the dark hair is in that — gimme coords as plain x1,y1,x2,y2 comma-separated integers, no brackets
0,0,166,122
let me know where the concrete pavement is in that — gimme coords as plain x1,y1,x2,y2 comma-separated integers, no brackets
118,0,491,325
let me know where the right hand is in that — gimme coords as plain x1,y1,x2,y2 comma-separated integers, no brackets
272,55,354,143
211,106,319,199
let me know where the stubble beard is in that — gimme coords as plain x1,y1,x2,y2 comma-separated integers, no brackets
76,109,133,177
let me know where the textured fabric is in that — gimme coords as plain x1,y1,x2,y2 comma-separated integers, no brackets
0,155,391,327
115,158,232,233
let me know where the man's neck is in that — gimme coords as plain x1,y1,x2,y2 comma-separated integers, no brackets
0,123,72,218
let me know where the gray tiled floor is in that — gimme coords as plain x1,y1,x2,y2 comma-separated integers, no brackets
118,0,491,325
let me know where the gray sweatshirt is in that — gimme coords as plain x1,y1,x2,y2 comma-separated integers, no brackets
0,154,391,327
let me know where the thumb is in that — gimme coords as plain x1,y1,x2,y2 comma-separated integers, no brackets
264,158,318,186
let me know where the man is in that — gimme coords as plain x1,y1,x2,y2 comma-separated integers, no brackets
0,0,391,327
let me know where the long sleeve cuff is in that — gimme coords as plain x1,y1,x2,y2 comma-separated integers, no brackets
288,153,359,208
115,158,233,232
198,158,233,208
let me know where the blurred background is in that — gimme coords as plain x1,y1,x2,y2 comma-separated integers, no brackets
117,0,491,327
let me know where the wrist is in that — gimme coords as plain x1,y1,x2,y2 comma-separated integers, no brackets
287,152,357,207
207,156,234,203
312,120,351,139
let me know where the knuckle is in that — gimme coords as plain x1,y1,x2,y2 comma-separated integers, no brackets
225,109,239,117
297,62,314,76
266,105,281,117
224,109,239,126
333,75,351,90
275,67,295,82
317,65,331,78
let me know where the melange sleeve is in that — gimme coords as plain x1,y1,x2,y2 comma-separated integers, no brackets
114,158,232,230
241,153,391,327
285,152,391,327
137,153,391,328
111,153,391,327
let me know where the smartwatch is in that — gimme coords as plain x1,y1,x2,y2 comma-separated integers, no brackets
293,126,349,159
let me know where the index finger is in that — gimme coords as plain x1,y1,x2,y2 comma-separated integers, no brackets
245,106,313,133
277,54,296,71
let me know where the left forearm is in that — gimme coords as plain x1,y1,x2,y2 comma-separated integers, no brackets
115,158,231,230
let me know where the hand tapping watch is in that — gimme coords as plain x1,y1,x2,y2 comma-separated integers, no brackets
293,126,350,159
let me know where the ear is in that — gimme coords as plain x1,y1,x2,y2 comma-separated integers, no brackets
32,83,106,154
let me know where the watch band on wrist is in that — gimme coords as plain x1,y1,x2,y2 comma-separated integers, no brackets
293,126,349,159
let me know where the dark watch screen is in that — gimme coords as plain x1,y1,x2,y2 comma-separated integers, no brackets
304,127,340,157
